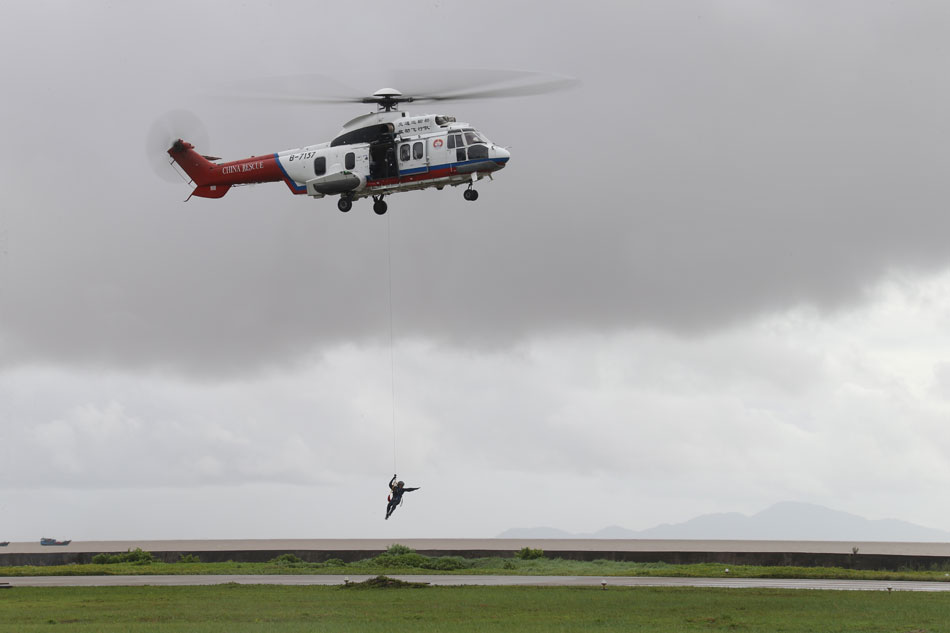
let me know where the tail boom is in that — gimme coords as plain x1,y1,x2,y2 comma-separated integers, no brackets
168,139,291,199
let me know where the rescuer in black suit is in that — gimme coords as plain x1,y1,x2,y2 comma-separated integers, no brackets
385,474,420,520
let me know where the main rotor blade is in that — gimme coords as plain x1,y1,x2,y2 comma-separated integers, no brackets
385,68,577,100
213,69,578,107
216,75,361,106
232,94,364,105
414,75,579,103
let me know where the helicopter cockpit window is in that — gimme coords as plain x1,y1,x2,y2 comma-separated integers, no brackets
413,142,423,160
464,130,486,145
447,133,463,149
345,152,355,170
399,144,411,162
467,144,489,160
314,156,326,176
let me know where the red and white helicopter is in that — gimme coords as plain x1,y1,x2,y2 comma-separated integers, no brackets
161,74,573,215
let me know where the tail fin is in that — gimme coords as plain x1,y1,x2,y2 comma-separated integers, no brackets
167,139,232,199
168,139,216,186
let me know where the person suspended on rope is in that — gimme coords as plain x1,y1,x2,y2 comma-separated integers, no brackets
385,474,420,520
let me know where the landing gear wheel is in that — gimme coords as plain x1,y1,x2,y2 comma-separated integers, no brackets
463,188,479,201
373,197,388,215
337,196,353,213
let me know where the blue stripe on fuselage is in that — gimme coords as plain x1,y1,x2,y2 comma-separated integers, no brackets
399,157,509,176
274,153,307,193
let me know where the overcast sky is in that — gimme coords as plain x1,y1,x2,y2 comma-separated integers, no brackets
3,0,950,541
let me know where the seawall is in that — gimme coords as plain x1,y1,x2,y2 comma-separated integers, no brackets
2,539,950,570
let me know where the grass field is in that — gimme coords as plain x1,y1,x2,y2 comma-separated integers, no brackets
1,581,948,632
4,550,950,583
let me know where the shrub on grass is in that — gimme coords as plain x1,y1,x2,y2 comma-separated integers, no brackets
365,551,472,571
128,548,155,565
373,553,429,568
515,547,545,560
386,543,414,555
91,548,155,565
422,556,470,571
270,553,304,565
323,558,345,567
177,554,201,563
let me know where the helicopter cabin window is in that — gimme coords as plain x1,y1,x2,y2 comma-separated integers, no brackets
345,152,355,170
447,133,463,149
413,142,423,160
399,144,411,162
331,122,394,147
314,156,326,176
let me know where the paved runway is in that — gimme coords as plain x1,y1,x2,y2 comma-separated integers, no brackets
3,574,950,591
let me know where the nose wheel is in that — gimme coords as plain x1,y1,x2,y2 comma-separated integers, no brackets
463,187,479,201
373,196,388,215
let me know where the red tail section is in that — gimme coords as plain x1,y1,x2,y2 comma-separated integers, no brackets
167,140,287,199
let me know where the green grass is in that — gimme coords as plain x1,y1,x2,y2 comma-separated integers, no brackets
4,553,950,583
0,583,946,632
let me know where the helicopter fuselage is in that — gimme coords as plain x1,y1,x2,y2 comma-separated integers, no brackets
168,110,510,214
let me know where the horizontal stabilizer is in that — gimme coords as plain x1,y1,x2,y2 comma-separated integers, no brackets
188,184,231,200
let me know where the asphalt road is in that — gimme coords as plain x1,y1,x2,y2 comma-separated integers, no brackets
3,574,950,591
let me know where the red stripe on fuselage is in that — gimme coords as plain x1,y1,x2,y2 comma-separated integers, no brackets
367,165,462,188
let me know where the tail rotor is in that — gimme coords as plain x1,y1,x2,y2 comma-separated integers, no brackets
146,110,210,183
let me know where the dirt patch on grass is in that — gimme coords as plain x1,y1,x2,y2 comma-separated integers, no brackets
341,575,429,589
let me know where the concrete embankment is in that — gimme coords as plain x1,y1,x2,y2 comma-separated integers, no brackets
2,539,949,570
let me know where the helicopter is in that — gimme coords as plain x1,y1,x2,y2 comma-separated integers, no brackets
166,87,517,215
160,72,576,214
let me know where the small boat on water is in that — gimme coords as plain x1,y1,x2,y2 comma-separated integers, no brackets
40,538,71,546
0,542,8,547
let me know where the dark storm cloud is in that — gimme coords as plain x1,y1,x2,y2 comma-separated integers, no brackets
3,1,950,374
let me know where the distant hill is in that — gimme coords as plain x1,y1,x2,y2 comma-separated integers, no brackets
497,502,950,541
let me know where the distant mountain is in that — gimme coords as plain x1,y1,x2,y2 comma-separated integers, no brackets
590,525,640,539
497,502,950,541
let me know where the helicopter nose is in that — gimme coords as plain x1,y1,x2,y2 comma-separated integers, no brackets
492,145,511,168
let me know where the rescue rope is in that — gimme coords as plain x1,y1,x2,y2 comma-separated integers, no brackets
387,211,397,474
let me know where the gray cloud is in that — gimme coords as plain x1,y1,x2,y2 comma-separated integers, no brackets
3,1,950,377
4,274,950,539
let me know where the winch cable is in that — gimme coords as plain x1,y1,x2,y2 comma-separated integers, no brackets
387,211,397,474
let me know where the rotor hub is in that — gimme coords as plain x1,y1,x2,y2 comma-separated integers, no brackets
365,88,414,112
